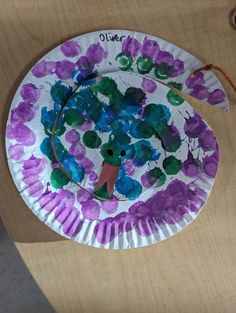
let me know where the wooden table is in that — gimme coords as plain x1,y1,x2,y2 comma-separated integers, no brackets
1,1,236,312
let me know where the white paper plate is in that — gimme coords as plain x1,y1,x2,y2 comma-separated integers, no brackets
6,30,222,248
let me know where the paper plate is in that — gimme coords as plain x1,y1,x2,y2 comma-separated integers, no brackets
6,30,221,249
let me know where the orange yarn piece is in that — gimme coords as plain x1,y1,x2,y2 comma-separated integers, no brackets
193,64,236,93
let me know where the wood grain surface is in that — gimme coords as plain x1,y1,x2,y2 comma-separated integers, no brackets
1,1,236,312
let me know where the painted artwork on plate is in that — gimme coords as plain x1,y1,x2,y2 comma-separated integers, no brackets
6,30,223,248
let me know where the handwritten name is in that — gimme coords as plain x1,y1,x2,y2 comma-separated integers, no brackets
99,32,126,42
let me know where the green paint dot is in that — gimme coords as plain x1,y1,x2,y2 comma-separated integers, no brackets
136,56,153,74
163,156,181,175
167,90,184,106
50,168,70,189
154,63,174,80
116,53,133,71
83,131,102,148
64,109,84,127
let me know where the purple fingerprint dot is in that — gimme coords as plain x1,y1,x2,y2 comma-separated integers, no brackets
32,60,56,78
199,129,216,151
77,188,92,203
124,160,135,176
6,123,36,146
190,85,209,100
60,40,81,58
89,171,98,183
141,78,157,93
86,43,107,64
203,155,218,178
20,84,40,103
122,36,141,57
80,157,94,173
55,60,75,80
8,144,24,160
65,130,80,143
155,51,174,66
140,38,159,58
101,198,118,214
11,102,36,124
207,89,226,105
186,72,205,89
69,143,86,159
80,120,92,132
81,200,100,220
